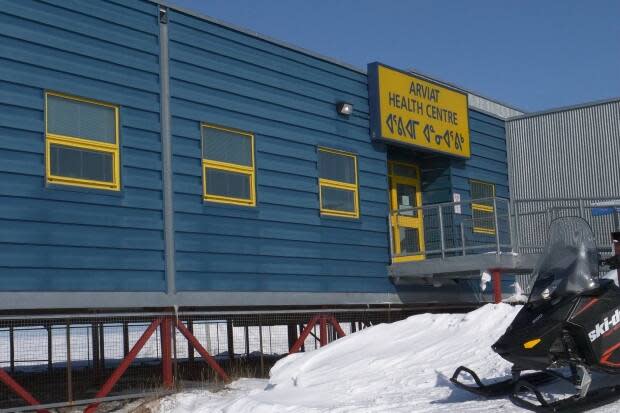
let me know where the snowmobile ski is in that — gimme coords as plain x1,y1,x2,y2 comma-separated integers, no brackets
510,380,620,413
450,366,556,397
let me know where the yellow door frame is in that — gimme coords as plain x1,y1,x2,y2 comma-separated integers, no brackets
388,161,425,262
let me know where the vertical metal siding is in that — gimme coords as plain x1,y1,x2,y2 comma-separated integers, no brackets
507,101,620,200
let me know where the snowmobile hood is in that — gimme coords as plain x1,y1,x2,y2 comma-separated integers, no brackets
492,300,573,370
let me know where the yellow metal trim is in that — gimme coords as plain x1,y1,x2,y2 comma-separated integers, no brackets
44,91,121,191
317,148,359,219
387,160,420,179
388,161,425,260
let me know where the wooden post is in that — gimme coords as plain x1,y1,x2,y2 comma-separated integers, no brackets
123,322,130,357
9,326,15,374
47,324,53,372
188,320,195,363
92,323,100,371
66,322,73,404
226,320,234,360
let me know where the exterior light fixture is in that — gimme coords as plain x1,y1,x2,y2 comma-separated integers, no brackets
337,102,354,116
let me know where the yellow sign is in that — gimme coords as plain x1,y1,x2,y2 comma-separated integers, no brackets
369,63,470,158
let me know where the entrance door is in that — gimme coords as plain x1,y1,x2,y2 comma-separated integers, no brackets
388,161,425,262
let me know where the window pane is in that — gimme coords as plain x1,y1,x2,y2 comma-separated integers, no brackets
50,144,114,182
47,95,116,143
473,208,495,232
205,168,251,200
202,126,253,166
318,150,356,184
321,186,355,213
400,227,421,253
471,181,494,200
392,163,417,178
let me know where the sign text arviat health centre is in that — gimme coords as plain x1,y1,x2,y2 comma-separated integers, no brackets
368,63,470,158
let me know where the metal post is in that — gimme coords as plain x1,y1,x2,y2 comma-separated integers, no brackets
460,222,466,256
493,198,500,253
244,326,249,357
492,270,502,304
513,201,521,253
438,205,445,259
66,322,73,404
578,198,585,219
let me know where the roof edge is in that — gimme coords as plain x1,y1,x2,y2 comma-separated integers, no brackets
152,0,367,75
508,96,620,121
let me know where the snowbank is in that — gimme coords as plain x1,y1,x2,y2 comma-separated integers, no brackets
147,304,620,412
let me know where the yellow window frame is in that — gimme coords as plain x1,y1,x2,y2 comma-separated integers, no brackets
45,91,121,191
471,179,496,235
318,147,359,219
201,123,256,207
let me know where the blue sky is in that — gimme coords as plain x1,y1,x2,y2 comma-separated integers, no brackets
168,0,620,112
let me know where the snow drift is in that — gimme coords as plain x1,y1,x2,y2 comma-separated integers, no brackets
146,304,620,412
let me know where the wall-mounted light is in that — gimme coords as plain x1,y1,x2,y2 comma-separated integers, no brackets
337,102,354,116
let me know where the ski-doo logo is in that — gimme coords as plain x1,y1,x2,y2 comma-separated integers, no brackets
589,308,620,342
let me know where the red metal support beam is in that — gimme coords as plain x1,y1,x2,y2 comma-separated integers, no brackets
84,318,162,413
0,368,49,413
319,316,327,347
161,317,173,389
288,315,319,354
328,316,347,338
492,269,502,304
175,319,231,383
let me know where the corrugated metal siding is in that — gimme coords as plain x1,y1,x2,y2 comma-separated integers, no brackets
507,101,620,200
167,9,393,293
0,0,166,291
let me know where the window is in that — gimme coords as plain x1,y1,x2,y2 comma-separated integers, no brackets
45,92,120,190
471,180,496,234
201,123,255,206
318,147,359,218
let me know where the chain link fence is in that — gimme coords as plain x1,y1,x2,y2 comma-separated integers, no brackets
0,307,450,412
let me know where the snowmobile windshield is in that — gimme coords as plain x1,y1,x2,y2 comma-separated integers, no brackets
529,217,599,305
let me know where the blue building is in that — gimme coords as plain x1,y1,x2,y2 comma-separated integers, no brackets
0,0,520,311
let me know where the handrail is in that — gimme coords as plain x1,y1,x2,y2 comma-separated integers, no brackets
389,196,619,262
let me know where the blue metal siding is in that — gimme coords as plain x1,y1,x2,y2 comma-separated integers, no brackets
0,0,165,291
450,110,510,200
168,10,392,293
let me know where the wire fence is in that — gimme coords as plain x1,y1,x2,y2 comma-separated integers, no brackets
0,307,445,412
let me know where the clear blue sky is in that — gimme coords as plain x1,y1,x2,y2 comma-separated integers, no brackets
168,0,620,112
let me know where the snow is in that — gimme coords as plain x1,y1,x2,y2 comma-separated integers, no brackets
144,304,620,412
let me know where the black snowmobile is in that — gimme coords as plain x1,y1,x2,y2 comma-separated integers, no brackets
451,216,620,412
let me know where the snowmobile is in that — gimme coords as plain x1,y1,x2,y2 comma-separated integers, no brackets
451,216,620,412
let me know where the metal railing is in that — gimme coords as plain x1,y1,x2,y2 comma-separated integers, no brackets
390,196,620,262
389,197,513,261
